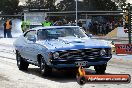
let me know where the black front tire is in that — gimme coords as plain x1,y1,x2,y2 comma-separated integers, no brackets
16,51,29,71
40,56,52,76
94,64,107,74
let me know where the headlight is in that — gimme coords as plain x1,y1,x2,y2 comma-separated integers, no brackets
53,52,60,59
100,49,106,56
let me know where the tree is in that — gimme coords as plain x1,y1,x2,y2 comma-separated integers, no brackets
83,0,118,11
56,0,76,11
83,0,97,11
113,0,126,4
26,0,44,8
0,0,21,15
26,0,56,11
56,0,119,11
113,0,126,9
44,0,56,11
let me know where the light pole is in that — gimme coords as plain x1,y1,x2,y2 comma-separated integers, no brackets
76,0,78,26
121,3,132,44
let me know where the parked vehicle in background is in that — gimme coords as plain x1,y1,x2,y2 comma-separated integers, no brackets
14,26,112,76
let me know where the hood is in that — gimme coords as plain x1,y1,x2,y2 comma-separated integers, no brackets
37,37,111,51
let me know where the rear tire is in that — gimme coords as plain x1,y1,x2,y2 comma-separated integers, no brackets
16,51,29,71
40,56,52,76
94,64,107,74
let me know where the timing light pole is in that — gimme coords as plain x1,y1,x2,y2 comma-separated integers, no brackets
121,3,132,44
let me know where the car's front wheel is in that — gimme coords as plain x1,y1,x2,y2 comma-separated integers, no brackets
16,51,29,70
40,56,52,76
94,64,107,74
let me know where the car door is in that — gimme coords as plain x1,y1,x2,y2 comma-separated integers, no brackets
22,30,38,62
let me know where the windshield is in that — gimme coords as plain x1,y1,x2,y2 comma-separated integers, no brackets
37,27,87,40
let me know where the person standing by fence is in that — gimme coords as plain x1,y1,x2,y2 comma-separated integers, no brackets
21,20,30,33
41,17,52,27
4,19,12,38
3,21,6,38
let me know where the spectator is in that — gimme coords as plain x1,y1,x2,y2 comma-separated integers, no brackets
53,21,63,26
3,22,6,38
4,19,12,38
42,17,52,27
21,20,30,32
102,23,106,35
77,21,82,27
106,22,110,34
109,22,113,32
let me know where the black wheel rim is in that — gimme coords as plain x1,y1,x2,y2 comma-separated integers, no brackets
40,58,45,74
17,53,21,67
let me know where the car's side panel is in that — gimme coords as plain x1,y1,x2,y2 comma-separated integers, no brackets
14,36,28,59
35,44,50,64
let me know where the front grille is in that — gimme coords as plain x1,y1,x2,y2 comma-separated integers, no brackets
58,48,111,59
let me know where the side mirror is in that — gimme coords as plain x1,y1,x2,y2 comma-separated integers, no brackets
87,34,93,38
27,35,36,43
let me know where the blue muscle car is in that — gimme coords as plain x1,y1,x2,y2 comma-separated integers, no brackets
13,26,112,76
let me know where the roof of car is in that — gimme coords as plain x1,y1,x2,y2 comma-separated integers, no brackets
30,26,79,31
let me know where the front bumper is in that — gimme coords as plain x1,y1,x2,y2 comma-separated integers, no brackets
49,56,112,69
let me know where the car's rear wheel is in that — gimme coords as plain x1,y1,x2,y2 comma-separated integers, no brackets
16,51,29,70
40,56,52,76
94,64,107,74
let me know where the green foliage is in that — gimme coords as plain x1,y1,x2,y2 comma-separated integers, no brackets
56,0,75,11
56,0,119,11
0,0,21,15
113,0,126,9
44,0,56,11
26,0,56,11
114,0,126,3
91,0,118,11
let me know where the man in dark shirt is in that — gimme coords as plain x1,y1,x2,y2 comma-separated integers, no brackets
3,22,6,38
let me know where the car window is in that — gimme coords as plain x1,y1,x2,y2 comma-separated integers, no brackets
37,27,87,40
24,30,36,40
37,29,48,40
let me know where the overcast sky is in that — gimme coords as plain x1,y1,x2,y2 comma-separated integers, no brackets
126,0,132,3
